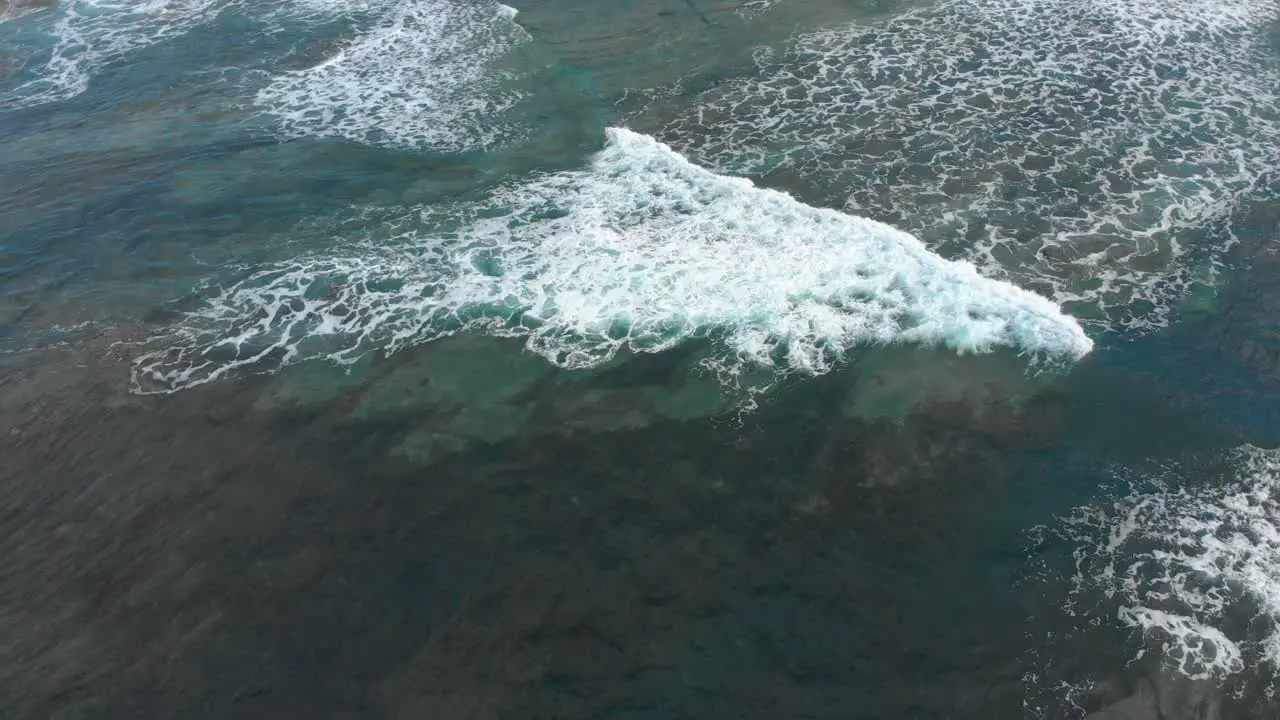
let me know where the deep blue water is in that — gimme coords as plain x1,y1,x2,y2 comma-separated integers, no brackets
2,0,1280,717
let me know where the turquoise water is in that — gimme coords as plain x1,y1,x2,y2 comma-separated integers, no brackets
2,0,1280,717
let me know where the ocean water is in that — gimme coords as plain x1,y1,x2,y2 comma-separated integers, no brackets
1,0,1279,717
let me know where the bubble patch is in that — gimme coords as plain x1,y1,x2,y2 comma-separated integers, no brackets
735,0,781,18
253,0,531,152
1053,446,1280,681
131,128,1091,394
652,0,1280,331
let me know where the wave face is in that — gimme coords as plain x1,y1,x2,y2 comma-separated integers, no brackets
654,0,1280,332
254,0,529,152
130,128,1092,393
1051,447,1280,681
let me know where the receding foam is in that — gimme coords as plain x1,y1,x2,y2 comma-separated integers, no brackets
1053,446,1280,681
650,0,1280,332
131,128,1091,394
253,0,530,152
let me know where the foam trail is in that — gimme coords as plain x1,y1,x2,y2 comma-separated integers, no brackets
254,0,530,152
0,0,449,110
1053,446,1280,681
653,0,1280,332
131,128,1092,394
1,0,228,107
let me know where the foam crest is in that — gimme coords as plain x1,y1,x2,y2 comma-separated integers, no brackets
652,0,1280,331
253,0,529,151
131,128,1091,393
1055,447,1280,680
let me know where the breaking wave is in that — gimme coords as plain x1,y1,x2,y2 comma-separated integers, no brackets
652,0,1280,332
130,128,1092,394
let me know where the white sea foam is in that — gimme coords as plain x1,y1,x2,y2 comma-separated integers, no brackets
0,0,228,107
735,0,781,18
0,0,352,108
651,0,1280,332
1,0,524,136
0,1,53,23
254,0,529,152
130,128,1091,393
1054,446,1280,681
